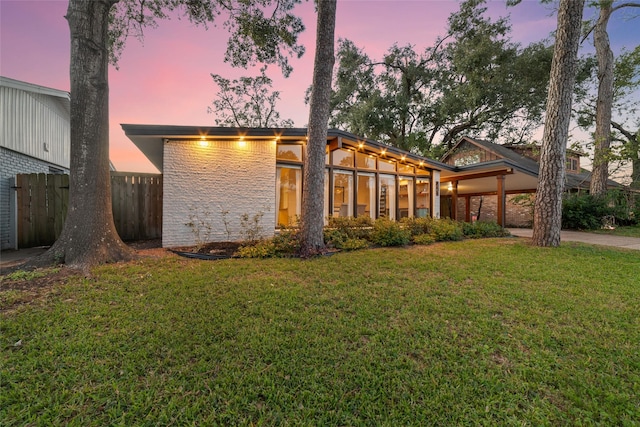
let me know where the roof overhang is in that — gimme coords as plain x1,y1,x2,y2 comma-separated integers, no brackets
121,124,454,174
440,159,539,195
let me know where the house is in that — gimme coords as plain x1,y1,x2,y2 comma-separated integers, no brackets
124,125,619,248
123,125,453,248
439,136,622,227
0,76,70,250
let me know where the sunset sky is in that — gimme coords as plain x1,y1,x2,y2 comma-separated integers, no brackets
1,0,638,173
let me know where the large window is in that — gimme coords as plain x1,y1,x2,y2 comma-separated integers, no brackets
399,177,414,219
378,174,396,220
333,171,354,217
277,144,303,161
332,149,354,167
276,166,301,226
357,173,376,219
416,178,431,218
356,152,376,170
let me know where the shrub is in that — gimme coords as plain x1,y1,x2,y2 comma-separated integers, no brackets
370,218,411,247
235,240,277,258
340,238,370,251
272,228,301,256
428,218,464,241
462,221,510,239
562,193,610,230
413,233,436,245
400,217,435,237
326,216,373,240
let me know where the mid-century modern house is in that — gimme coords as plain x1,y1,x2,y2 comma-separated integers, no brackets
123,125,580,248
0,76,70,250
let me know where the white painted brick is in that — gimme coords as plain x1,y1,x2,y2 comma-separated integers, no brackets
162,139,277,247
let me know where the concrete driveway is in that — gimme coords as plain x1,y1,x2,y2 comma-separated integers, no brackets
508,228,640,251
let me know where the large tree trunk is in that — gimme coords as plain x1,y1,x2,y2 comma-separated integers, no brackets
299,0,337,257
532,0,585,247
631,134,640,189
590,2,614,195
31,0,134,271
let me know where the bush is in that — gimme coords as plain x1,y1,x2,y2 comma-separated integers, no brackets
400,217,436,237
272,228,301,256
326,216,373,239
236,228,301,258
236,240,277,258
428,218,464,241
370,218,411,247
413,233,436,245
562,193,610,230
340,238,370,251
462,221,510,239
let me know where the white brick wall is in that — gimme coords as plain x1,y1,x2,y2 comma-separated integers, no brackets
162,139,277,247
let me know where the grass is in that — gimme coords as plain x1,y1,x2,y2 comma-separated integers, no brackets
2,239,639,425
590,223,640,238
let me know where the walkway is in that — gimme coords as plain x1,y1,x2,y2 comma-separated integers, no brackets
508,228,640,251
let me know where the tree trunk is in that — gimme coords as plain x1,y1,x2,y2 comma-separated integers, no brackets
590,2,614,195
631,134,640,189
31,0,134,271
532,0,585,247
299,0,337,257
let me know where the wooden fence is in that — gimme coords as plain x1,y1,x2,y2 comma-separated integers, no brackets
15,172,162,248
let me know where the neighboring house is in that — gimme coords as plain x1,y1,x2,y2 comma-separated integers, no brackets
0,76,70,250
440,136,622,227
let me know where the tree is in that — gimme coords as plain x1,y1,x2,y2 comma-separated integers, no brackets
435,0,553,151
32,0,304,270
327,0,552,157
575,46,640,187
586,0,640,194
532,0,586,247
208,66,294,127
299,0,337,257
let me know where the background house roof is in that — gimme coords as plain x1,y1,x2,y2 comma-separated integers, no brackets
441,136,622,193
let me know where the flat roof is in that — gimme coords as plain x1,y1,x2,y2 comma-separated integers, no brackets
121,124,454,173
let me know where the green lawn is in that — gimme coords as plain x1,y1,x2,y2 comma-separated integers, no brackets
590,223,640,238
2,239,639,425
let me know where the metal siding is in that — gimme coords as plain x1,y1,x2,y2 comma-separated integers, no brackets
0,86,70,168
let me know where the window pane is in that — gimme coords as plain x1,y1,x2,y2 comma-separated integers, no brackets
357,173,376,219
333,171,353,217
416,178,430,218
399,177,414,219
356,152,376,170
398,164,415,174
379,174,396,220
332,149,354,167
276,167,301,226
378,159,396,172
277,144,302,161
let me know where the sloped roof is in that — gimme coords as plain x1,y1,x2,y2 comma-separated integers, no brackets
444,136,621,190
0,76,70,115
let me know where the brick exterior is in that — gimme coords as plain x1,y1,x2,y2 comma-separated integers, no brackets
162,139,277,247
454,193,535,227
0,147,69,250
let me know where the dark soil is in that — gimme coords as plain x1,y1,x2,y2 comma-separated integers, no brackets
169,241,243,258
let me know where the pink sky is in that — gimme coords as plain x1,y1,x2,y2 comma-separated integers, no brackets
1,0,637,173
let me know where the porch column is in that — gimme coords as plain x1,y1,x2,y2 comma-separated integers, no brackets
497,175,506,226
449,181,458,220
465,195,471,222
